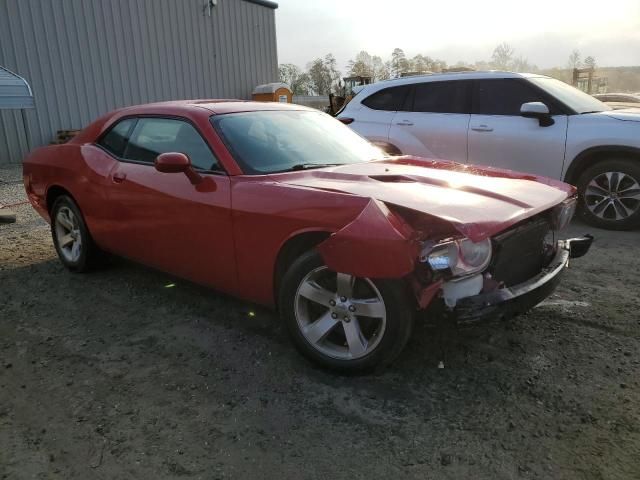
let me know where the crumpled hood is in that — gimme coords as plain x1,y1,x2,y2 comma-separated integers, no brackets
272,157,574,241
599,108,640,122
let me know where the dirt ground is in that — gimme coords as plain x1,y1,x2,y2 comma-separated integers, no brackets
1,164,639,480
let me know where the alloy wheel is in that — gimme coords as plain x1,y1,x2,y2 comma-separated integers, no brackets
55,206,82,262
585,171,640,221
294,267,387,360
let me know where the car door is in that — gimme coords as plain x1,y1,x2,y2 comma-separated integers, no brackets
98,116,237,293
388,80,471,162
467,78,569,179
349,85,412,149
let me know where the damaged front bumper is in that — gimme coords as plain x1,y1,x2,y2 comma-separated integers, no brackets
450,235,593,324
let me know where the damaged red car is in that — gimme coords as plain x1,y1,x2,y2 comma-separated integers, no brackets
23,101,593,371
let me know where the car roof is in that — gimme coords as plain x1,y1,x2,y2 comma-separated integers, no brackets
113,99,315,116
355,71,550,95
71,99,319,145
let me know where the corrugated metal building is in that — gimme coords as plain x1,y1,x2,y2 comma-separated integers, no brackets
0,0,279,165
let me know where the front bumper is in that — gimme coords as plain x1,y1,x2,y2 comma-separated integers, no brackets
451,235,593,324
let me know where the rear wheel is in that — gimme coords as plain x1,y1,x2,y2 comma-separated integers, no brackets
279,250,414,372
577,159,640,230
51,195,103,272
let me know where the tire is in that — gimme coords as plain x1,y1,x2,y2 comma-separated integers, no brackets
50,195,103,272
576,158,640,230
279,250,414,373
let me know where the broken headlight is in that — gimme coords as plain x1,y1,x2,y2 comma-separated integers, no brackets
420,237,492,277
551,197,577,231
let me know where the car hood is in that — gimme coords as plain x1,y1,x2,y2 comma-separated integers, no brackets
271,157,574,241
598,108,640,122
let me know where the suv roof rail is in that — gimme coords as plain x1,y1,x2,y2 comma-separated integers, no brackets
380,69,521,82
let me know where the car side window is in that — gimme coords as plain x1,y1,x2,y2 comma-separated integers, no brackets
362,86,411,111
123,117,220,171
473,79,558,116
412,81,471,114
98,118,136,157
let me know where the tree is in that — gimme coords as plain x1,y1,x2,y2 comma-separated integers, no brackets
427,57,447,73
292,73,312,95
567,49,582,70
511,55,537,73
377,60,392,81
347,51,374,78
491,42,514,70
372,56,390,81
278,63,299,86
307,54,341,95
391,48,409,77
474,59,492,71
348,51,392,81
323,53,342,92
307,58,330,95
411,54,430,73
278,63,311,95
584,56,597,70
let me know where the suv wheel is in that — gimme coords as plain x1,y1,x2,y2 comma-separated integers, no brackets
279,250,414,372
576,158,640,230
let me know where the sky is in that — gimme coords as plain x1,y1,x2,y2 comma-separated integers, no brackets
274,0,640,71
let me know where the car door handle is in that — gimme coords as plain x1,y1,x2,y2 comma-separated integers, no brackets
395,120,414,126
112,172,127,183
471,124,493,132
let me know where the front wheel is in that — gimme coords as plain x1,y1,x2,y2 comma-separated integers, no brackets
576,158,640,230
51,195,103,272
279,250,414,372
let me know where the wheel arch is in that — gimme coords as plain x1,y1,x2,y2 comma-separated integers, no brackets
565,146,640,185
46,185,77,213
273,230,332,308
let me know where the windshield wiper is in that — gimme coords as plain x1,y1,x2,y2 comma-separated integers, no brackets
284,163,342,172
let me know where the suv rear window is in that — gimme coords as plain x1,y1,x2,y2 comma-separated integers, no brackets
362,86,411,111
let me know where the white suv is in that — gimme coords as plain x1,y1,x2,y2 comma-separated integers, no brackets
339,72,640,230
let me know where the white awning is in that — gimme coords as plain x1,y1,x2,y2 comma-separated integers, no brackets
0,66,34,109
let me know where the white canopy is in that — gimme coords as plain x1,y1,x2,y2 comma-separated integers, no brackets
0,66,34,109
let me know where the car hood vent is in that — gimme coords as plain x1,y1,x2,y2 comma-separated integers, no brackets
368,174,415,183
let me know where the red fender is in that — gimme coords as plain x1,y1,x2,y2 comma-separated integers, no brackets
318,199,420,279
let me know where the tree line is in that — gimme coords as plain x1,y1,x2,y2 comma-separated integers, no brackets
279,44,599,95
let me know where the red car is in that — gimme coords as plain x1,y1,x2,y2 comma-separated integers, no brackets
23,100,592,371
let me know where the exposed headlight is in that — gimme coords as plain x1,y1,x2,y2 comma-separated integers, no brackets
552,197,577,231
421,238,492,277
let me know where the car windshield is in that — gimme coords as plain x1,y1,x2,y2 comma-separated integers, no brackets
211,110,384,174
528,77,612,114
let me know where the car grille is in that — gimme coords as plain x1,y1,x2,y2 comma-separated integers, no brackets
489,215,552,287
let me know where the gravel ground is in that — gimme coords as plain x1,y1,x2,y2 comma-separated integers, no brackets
1,164,639,479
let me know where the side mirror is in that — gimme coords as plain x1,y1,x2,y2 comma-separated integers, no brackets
520,102,554,127
155,152,203,184
155,152,191,173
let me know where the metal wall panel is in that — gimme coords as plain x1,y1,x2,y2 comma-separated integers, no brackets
0,0,278,164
